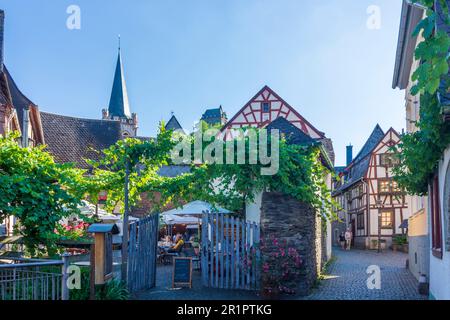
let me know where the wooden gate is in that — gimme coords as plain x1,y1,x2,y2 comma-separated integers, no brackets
127,214,159,292
201,213,260,290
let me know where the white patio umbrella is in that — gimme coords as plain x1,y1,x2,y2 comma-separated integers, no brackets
161,200,232,237
161,200,231,217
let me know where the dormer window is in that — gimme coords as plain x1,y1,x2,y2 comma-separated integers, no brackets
262,102,270,113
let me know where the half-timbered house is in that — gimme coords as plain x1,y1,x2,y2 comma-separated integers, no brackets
222,85,325,139
222,86,335,288
0,10,44,146
393,0,450,300
333,125,411,250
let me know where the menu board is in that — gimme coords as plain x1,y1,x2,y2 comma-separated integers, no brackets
172,257,193,288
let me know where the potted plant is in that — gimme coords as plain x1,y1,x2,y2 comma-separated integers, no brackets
392,235,408,252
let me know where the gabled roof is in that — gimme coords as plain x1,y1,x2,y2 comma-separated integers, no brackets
266,117,334,169
3,66,35,130
41,112,123,169
1,65,44,143
108,49,131,119
221,85,325,139
352,124,385,164
166,115,183,131
334,125,385,194
266,117,315,146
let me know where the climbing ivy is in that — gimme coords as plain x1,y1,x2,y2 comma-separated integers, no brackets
79,124,175,213
0,132,82,255
393,0,450,195
144,128,338,222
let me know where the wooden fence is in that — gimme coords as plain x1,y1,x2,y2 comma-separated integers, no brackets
127,214,159,292
201,213,260,290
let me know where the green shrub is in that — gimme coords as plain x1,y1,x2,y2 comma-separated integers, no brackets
393,235,408,246
69,267,129,300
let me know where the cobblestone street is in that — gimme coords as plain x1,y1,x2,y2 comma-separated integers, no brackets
135,248,427,300
303,249,428,300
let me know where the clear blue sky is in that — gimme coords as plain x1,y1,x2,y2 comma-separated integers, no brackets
2,0,405,166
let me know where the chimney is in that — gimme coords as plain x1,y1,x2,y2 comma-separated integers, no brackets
0,10,4,72
346,144,353,166
22,105,30,147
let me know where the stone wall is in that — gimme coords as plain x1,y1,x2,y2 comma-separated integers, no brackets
260,192,325,296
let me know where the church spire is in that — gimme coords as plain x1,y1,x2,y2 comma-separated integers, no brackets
108,37,131,119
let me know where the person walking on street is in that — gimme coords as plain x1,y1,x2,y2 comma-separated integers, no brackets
344,228,352,250
339,232,346,250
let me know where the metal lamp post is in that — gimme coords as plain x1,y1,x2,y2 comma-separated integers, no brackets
121,158,130,282
375,199,383,253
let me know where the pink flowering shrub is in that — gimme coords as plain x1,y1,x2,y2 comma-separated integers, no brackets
55,221,91,241
260,236,303,295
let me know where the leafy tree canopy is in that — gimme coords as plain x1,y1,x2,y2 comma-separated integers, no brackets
0,132,82,255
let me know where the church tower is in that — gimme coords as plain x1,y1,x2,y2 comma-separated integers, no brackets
102,40,138,137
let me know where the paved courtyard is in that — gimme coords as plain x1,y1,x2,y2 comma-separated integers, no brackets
134,249,427,300
303,249,428,300
134,265,261,300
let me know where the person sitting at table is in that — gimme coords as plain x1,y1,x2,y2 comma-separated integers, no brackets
168,234,184,253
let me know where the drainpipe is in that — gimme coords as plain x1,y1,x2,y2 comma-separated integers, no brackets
22,105,30,147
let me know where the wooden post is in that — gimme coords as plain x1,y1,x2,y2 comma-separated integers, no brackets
94,233,106,285
61,253,70,300
121,159,130,282
89,243,96,300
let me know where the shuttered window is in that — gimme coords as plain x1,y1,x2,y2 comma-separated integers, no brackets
431,175,443,259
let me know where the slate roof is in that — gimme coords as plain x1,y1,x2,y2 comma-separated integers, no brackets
40,112,123,169
266,117,315,146
0,69,9,105
166,115,183,131
202,107,223,120
317,137,335,165
334,125,385,194
3,66,34,131
108,50,131,119
266,117,335,168
352,124,385,164
201,106,226,125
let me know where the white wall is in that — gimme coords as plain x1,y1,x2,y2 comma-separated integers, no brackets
429,146,450,300
245,191,263,224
